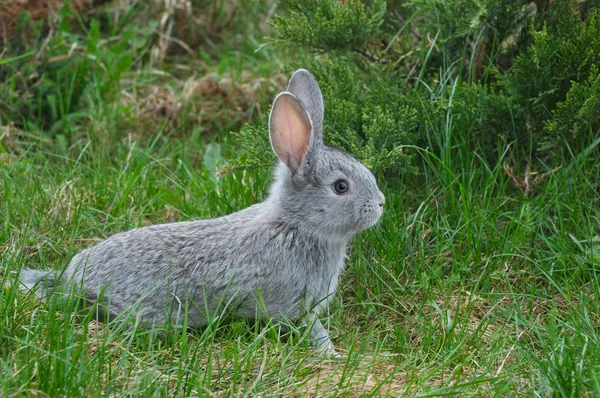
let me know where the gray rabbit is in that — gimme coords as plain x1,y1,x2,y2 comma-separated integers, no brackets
18,69,385,355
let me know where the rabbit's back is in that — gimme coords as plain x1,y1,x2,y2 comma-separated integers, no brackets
63,203,346,327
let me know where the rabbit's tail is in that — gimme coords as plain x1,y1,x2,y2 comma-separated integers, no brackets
18,268,57,300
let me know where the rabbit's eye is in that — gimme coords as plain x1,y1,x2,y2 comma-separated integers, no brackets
333,179,350,194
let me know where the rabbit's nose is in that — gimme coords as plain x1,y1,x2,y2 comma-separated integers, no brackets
377,191,385,207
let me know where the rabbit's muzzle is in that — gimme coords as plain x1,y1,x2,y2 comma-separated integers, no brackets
358,191,385,230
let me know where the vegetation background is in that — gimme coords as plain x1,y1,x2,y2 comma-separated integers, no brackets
1,0,599,395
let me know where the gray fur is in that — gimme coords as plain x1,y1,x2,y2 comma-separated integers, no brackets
18,69,384,354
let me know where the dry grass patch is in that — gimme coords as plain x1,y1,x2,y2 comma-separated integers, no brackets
0,0,104,40
0,123,52,154
139,0,247,62
291,356,403,396
119,71,286,138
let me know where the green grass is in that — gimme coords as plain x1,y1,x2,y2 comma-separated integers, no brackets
2,1,600,396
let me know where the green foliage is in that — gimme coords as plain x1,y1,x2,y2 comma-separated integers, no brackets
317,63,418,173
269,0,386,51
544,67,600,147
503,10,600,154
0,4,156,137
233,0,599,173
0,0,276,147
225,124,275,171
404,0,584,77
406,0,530,71
231,62,419,174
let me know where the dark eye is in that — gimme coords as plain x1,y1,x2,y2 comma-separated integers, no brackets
333,179,349,194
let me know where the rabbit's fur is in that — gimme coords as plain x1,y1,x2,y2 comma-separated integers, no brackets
18,69,385,354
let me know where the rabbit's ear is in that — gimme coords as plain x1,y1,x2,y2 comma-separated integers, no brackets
269,92,313,170
286,69,324,144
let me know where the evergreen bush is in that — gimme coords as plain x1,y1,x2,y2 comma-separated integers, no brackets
233,0,600,173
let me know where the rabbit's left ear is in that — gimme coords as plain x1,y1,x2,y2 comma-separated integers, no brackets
286,69,324,145
269,92,313,171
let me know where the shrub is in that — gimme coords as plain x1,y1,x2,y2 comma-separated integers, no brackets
503,10,600,155
229,61,419,174
232,0,600,173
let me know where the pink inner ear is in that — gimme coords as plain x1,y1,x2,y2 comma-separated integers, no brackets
271,94,312,167
282,100,309,165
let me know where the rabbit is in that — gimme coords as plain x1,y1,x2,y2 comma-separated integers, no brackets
18,69,385,355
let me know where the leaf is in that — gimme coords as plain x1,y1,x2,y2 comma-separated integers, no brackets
203,143,224,185
0,52,34,65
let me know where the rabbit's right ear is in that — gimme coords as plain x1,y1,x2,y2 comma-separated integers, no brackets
269,92,312,171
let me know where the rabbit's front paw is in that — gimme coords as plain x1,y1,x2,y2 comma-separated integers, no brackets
315,343,343,358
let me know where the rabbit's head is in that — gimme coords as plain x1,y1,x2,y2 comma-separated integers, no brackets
267,69,385,241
